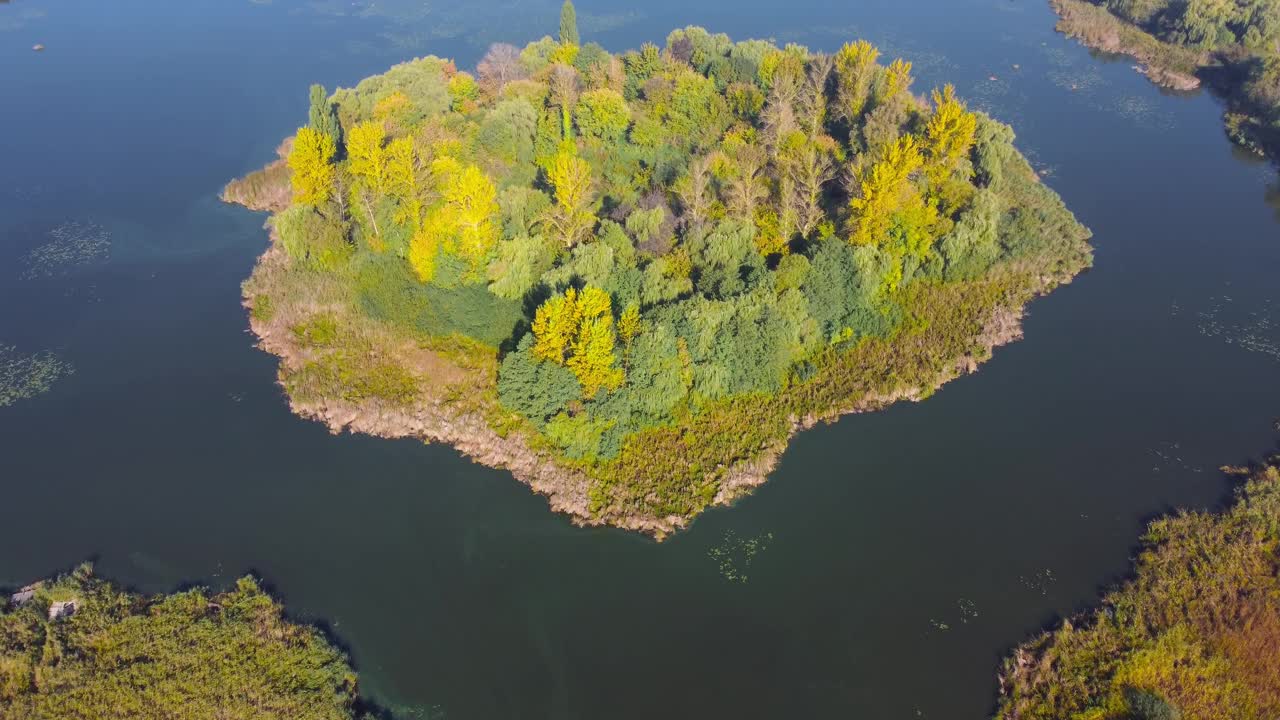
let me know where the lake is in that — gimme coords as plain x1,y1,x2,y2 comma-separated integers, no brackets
1,0,1278,718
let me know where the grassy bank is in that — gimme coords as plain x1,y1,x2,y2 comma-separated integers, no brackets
0,566,371,720
995,457,1280,719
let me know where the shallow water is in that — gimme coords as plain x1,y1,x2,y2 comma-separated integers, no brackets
1,0,1278,718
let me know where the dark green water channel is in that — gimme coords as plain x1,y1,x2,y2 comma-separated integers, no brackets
2,0,1278,717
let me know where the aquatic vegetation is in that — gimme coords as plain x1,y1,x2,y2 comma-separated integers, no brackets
0,565,368,719
1018,568,1057,597
20,221,111,279
0,345,73,408
1193,295,1280,362
707,529,774,583
228,2,1091,534
996,460,1280,720
1051,0,1280,164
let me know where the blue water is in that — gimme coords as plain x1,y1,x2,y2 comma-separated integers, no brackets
2,0,1278,718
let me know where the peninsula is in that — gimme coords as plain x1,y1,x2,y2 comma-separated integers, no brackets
1050,0,1280,161
225,3,1092,536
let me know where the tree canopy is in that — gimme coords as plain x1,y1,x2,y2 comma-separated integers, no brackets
231,19,1090,531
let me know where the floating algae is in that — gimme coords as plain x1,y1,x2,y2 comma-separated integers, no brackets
0,345,73,408
1194,295,1280,362
21,221,111,279
707,529,774,584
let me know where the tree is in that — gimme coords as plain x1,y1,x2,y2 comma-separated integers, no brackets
545,149,596,247
923,84,978,185
548,64,581,140
848,134,924,245
532,285,623,396
675,156,714,229
834,40,879,124
288,127,336,208
308,84,341,146
477,43,527,90
442,164,500,269
346,121,388,236
879,58,914,108
575,88,631,141
559,0,580,46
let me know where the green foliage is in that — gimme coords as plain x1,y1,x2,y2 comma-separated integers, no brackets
802,240,898,341
575,89,631,141
330,56,451,128
996,463,1280,720
0,567,362,719
352,253,522,346
291,312,340,347
1055,0,1280,161
308,84,342,147
273,205,352,271
230,20,1093,530
559,0,579,46
497,335,581,426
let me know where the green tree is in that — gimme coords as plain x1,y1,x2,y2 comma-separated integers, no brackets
308,84,342,146
559,0,580,46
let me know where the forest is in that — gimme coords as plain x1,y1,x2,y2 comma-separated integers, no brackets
996,459,1280,720
0,566,367,719
227,1,1092,533
1054,0,1280,158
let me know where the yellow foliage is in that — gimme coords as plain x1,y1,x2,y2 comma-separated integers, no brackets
347,121,388,193
849,135,924,245
882,58,914,105
532,287,582,364
440,164,500,269
548,43,580,66
546,149,596,247
618,304,642,345
408,218,444,282
287,127,336,207
923,85,978,185
532,286,623,396
374,91,411,121
834,40,880,120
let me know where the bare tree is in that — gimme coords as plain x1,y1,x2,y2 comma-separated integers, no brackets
477,43,526,91
726,145,769,220
676,156,714,230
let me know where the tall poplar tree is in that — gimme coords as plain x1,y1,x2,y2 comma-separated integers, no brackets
559,0,579,46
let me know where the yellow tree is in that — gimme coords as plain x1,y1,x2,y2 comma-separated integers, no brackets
532,287,582,363
288,127,336,207
834,40,880,123
531,286,623,396
346,121,388,237
386,137,423,229
923,85,978,185
880,58,914,107
568,314,624,396
849,134,924,245
347,121,388,189
545,149,596,248
440,164,500,270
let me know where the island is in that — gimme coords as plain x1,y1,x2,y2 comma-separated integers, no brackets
0,565,370,719
225,1,1092,537
1050,0,1280,161
996,456,1280,720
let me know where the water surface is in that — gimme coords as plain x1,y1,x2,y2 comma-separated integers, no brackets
2,1,1278,718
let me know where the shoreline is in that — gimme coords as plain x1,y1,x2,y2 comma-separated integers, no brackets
242,239,1049,539
1048,0,1279,162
